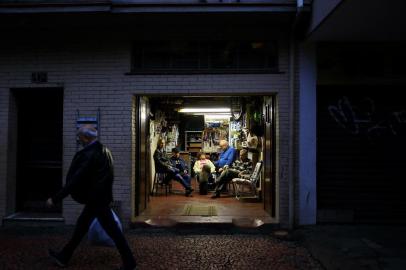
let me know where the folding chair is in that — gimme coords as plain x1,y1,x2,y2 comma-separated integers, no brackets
231,161,263,200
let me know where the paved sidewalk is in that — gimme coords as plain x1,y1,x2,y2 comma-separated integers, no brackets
295,225,406,270
0,226,321,270
3,224,404,270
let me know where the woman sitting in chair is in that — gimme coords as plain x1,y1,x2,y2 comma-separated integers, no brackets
153,139,193,197
211,149,252,199
193,152,216,194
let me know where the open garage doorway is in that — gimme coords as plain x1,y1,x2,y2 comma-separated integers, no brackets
7,88,63,218
133,95,277,225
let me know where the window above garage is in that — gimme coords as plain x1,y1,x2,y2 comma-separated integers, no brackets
129,40,279,74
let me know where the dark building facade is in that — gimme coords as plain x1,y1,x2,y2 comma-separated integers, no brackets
310,0,406,223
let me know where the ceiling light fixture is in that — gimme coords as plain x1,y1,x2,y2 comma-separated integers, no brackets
178,108,231,113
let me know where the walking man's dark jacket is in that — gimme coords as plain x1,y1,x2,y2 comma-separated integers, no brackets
52,141,114,206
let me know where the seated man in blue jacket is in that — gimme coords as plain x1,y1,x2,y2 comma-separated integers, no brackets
153,139,193,196
214,140,237,170
170,147,191,189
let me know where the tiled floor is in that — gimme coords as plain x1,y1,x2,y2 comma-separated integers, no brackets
135,180,277,226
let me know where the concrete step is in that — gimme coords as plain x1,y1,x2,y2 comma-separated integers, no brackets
130,216,280,234
3,212,65,227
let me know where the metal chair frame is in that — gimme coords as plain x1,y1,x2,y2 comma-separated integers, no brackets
231,161,263,200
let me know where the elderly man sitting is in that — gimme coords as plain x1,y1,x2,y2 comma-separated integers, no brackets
211,149,252,199
214,140,237,170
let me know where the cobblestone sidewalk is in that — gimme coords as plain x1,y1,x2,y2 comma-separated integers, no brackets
0,227,322,270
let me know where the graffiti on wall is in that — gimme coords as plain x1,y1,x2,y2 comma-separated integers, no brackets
328,96,406,138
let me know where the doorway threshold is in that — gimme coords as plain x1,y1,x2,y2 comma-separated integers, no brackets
132,193,279,232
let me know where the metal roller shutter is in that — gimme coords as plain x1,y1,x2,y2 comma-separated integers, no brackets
317,85,406,223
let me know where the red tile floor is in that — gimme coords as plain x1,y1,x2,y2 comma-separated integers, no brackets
134,179,276,227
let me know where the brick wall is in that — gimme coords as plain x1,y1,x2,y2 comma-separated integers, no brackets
0,29,295,227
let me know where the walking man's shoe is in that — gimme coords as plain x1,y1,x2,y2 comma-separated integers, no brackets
48,249,68,268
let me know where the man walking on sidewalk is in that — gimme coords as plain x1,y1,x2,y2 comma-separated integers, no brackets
46,125,137,270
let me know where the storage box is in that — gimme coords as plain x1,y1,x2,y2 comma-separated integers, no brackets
189,143,202,147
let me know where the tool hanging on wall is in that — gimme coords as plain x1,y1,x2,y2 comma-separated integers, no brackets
76,108,100,151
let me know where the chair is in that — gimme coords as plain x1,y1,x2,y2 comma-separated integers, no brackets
208,172,217,191
231,161,263,200
151,172,171,196
226,180,236,196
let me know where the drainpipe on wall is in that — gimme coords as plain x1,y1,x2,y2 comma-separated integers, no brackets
288,0,304,229
288,25,295,230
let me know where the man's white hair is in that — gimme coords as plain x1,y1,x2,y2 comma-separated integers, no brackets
77,125,98,138
219,140,229,146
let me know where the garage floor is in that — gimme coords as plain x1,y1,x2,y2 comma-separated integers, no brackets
134,180,276,227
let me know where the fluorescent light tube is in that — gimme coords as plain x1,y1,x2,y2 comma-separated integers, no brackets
179,108,231,113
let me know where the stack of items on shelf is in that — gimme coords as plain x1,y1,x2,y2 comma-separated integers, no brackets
185,131,202,154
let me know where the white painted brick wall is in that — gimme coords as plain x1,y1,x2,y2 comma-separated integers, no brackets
0,30,295,227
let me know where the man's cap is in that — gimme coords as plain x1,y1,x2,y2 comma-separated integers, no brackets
77,125,98,138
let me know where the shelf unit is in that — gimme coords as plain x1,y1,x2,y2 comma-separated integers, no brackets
185,131,202,155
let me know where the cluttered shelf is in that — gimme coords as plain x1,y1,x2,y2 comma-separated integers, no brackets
185,131,203,153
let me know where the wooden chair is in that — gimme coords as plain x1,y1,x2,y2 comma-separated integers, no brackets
151,172,171,196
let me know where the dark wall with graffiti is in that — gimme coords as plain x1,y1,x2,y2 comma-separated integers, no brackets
317,85,406,223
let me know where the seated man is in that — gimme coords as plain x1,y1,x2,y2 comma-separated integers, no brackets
211,149,252,199
153,139,193,196
170,147,191,189
214,140,237,170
